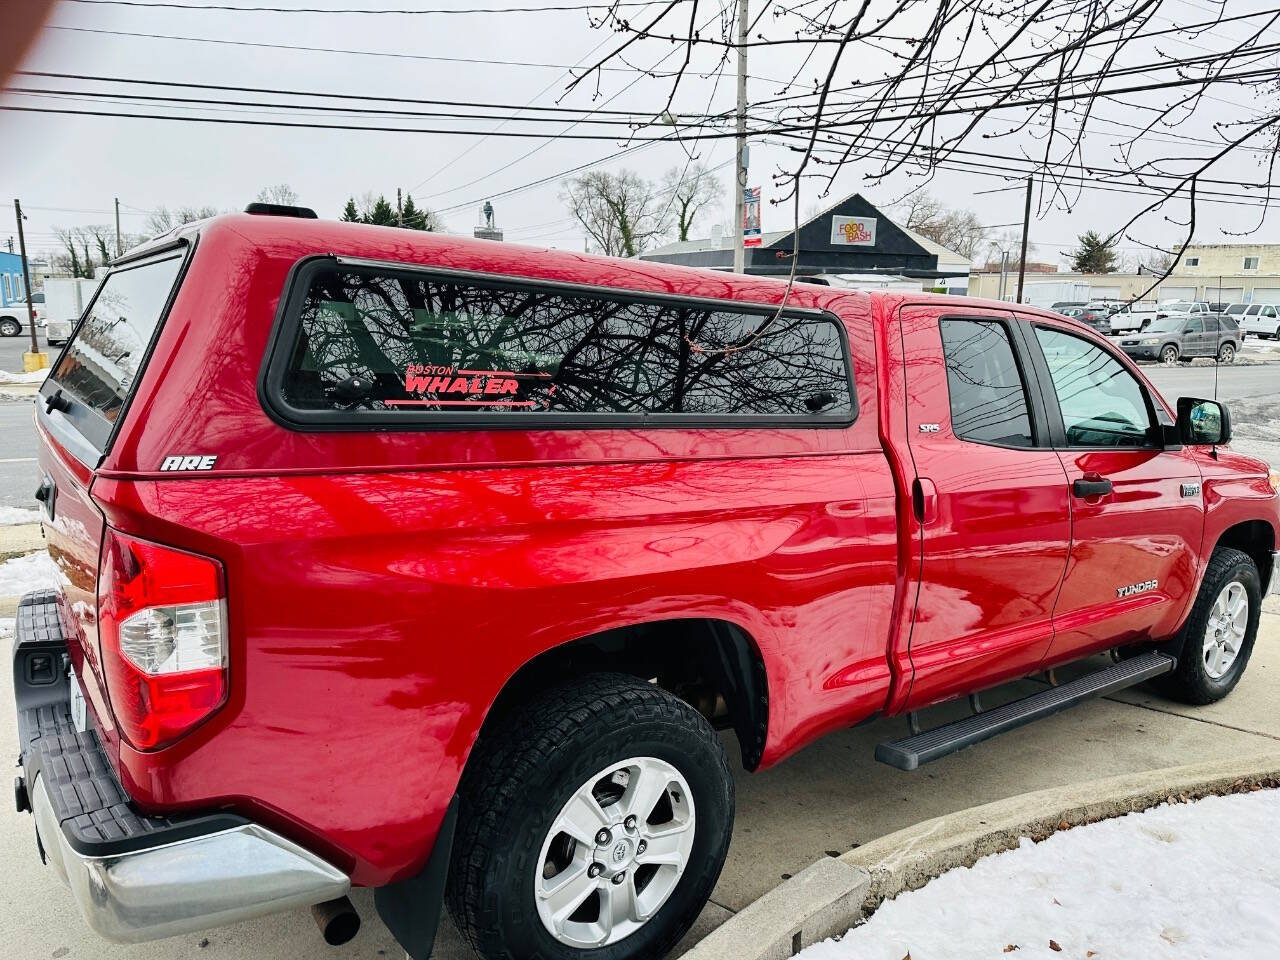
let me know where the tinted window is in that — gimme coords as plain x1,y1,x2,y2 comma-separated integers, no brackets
1185,317,1203,333
1220,317,1237,331
1266,307,1277,318
277,266,853,420
49,255,184,424
939,319,1034,447
1035,327,1152,447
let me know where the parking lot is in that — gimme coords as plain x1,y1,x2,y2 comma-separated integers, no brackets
1,331,1278,960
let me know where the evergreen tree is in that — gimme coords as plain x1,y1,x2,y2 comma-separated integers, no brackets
1068,230,1119,273
367,195,396,226
401,194,425,230
340,198,361,222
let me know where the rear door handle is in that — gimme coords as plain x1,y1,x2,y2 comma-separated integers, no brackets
912,477,938,524
1072,475,1113,498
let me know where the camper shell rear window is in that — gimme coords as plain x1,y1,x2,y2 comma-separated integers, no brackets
262,258,857,429
41,248,188,455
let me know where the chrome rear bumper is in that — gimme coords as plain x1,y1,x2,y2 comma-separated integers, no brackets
31,776,349,943
14,591,348,944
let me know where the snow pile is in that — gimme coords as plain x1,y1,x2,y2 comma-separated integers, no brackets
0,506,41,526
0,551,58,598
0,369,48,385
802,789,1280,960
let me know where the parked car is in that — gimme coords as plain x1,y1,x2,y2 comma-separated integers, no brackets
1118,313,1241,364
0,292,42,337
1050,300,1088,312
1238,303,1280,340
1156,300,1217,320
1107,300,1159,334
15,209,1280,960
1074,305,1115,334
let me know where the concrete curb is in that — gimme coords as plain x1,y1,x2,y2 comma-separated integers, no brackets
685,751,1280,960
681,857,870,960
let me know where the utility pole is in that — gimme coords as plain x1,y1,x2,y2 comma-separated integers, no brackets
114,197,122,258
998,250,1009,301
1015,176,1033,304
732,0,748,274
14,199,40,359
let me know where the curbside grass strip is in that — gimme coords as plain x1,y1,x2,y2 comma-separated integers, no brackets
684,751,1280,960
680,857,870,960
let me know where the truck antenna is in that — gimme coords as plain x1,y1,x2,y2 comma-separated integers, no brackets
1212,275,1221,459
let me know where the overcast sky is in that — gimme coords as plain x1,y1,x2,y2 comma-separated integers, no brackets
1,0,1277,266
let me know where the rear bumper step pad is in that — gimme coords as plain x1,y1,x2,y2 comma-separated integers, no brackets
876,651,1176,771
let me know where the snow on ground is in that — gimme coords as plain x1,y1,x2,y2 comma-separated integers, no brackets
0,551,58,598
0,369,47,385
802,789,1280,960
0,506,41,526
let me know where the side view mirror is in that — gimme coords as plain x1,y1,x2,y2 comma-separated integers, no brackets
1177,396,1232,445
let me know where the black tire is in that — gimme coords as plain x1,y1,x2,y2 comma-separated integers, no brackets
0,317,20,337
448,673,734,960
1217,342,1236,363
1154,547,1261,705
1160,344,1179,365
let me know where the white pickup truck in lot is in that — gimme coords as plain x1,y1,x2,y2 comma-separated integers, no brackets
1233,303,1280,340
1107,300,1159,333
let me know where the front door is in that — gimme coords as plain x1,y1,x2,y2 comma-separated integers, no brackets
1024,320,1204,665
897,306,1072,709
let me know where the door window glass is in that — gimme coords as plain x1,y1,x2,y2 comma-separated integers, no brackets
1035,327,1153,448
1184,317,1203,333
938,319,1034,447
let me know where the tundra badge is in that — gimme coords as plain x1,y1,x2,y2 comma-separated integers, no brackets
1117,579,1158,598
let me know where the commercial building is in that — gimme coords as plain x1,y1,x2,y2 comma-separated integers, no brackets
0,251,27,307
639,193,970,292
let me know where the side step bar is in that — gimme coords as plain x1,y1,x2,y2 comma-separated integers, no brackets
876,651,1176,771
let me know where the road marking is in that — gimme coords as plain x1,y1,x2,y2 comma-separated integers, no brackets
0,458,36,463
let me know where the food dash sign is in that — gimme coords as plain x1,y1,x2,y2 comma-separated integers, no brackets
830,216,877,246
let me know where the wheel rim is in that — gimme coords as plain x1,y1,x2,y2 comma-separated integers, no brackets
0,320,18,336
534,756,695,949
1162,347,1177,365
1203,581,1248,680
1219,344,1235,363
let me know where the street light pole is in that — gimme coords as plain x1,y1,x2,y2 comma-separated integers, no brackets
14,199,39,357
732,0,748,274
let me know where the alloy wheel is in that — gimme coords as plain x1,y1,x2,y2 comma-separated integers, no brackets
1203,581,1248,680
534,756,695,949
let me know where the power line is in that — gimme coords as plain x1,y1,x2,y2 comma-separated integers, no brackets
44,25,678,73
64,0,677,12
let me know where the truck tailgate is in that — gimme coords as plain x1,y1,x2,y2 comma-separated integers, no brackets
36,418,116,758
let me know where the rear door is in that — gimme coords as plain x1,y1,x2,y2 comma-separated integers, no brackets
1182,315,1208,355
1023,319,1203,664
896,306,1071,709
35,247,189,753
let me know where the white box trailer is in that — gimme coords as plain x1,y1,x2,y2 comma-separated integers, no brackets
42,276,101,345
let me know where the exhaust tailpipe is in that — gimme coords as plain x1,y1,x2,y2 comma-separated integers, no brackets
311,895,360,946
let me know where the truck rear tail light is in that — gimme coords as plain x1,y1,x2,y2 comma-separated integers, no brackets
98,529,228,750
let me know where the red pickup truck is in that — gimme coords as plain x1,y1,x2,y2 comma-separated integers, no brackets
14,208,1280,960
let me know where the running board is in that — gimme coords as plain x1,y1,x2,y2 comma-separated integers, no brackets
876,651,1175,771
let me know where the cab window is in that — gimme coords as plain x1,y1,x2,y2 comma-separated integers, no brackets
938,318,1034,447
1034,327,1153,448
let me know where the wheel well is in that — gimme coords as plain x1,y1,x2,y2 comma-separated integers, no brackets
1215,520,1275,589
478,618,769,771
